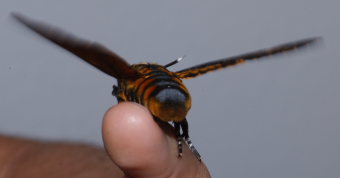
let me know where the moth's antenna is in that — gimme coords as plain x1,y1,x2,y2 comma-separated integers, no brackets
164,55,185,68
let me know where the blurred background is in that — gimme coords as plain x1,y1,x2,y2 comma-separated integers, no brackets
0,0,339,177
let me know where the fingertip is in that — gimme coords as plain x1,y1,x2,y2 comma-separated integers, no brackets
102,102,210,177
102,102,172,176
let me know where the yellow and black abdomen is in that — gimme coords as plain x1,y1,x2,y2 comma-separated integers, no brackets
116,63,191,122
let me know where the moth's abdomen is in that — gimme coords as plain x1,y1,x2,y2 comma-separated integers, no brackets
146,79,191,122
123,64,191,122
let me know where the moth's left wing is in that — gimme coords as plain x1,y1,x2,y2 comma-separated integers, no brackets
12,13,139,80
176,37,320,79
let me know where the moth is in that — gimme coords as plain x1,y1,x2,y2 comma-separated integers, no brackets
12,13,319,161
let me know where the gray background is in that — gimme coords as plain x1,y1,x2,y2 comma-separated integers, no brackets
1,0,339,177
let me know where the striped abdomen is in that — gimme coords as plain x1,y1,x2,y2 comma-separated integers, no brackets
116,63,191,122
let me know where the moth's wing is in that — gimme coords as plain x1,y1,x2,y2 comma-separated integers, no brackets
12,13,139,79
176,37,320,79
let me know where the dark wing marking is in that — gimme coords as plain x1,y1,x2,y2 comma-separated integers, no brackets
12,13,139,79
176,37,320,79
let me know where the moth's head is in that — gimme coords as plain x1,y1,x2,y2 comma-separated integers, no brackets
131,62,175,74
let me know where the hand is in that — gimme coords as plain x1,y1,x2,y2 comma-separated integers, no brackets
0,102,211,178
103,102,211,178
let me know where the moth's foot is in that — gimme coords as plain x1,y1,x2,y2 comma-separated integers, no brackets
184,137,201,161
177,136,183,158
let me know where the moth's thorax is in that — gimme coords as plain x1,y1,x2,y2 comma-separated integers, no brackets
116,63,191,122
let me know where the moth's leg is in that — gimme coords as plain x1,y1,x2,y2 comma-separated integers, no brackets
112,85,118,97
112,85,123,102
180,119,201,161
174,122,183,157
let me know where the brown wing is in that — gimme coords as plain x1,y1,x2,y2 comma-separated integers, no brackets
176,37,320,79
12,13,139,79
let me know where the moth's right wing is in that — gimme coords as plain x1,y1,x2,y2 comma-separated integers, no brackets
12,13,139,80
176,37,320,79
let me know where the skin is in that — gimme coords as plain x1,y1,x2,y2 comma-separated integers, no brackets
0,102,211,178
